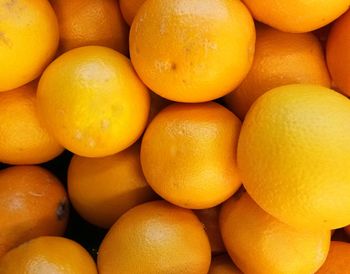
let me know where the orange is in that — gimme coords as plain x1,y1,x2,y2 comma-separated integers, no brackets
327,9,350,96
130,0,255,103
97,200,211,274
68,143,157,229
119,0,146,26
0,236,97,274
241,0,349,33
237,84,350,230
0,166,68,257
148,91,171,123
37,46,150,157
225,24,331,119
141,102,242,209
195,206,226,254
345,225,350,237
208,254,242,274
0,81,63,165
316,241,350,273
0,0,58,92
220,192,331,274
51,0,129,55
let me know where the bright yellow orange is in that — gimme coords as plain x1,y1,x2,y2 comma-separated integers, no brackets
327,9,350,96
225,24,331,119
242,0,349,33
97,200,211,274
0,236,97,274
0,0,59,92
0,81,63,165
130,0,255,103
0,166,68,257
51,0,129,55
237,84,350,230
119,0,146,26
141,102,242,209
37,46,150,157
208,254,242,274
316,241,350,273
220,192,331,274
68,143,157,229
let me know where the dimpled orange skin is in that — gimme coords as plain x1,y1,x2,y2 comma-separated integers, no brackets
237,84,350,230
141,102,242,209
68,143,157,229
37,46,150,158
220,193,331,274
130,0,255,103
97,200,211,274
208,254,242,274
241,0,350,33
0,236,97,274
119,0,146,26
0,82,64,165
0,166,69,257
51,0,129,55
327,9,350,97
316,241,350,273
225,24,331,120
0,0,59,92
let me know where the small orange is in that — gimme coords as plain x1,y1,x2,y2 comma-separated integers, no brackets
141,102,242,209
68,143,157,229
97,200,211,274
37,46,150,157
327,9,350,96
316,241,350,273
0,0,59,91
0,166,68,257
119,0,146,26
130,0,255,102
51,0,129,55
0,236,97,274
208,254,242,274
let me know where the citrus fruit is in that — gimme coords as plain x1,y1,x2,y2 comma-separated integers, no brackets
220,192,331,274
130,0,255,102
37,46,150,157
141,102,242,209
68,143,157,228
225,24,331,119
316,241,350,273
51,0,129,55
0,236,97,274
0,166,68,257
0,0,59,91
208,254,242,274
97,200,211,274
119,0,145,26
237,84,350,230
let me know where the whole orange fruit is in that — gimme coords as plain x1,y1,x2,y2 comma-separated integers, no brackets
97,200,211,274
316,241,350,273
208,254,242,274
130,0,255,103
119,0,146,26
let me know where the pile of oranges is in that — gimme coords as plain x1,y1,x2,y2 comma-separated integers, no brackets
0,0,350,273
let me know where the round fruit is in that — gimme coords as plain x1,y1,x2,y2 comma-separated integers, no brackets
141,102,242,209
241,0,349,33
316,241,350,273
0,236,97,274
237,84,350,230
0,0,59,91
37,46,150,157
119,0,145,26
68,143,157,228
130,0,255,103
52,0,129,55
208,254,242,274
225,24,331,119
0,166,68,257
220,192,331,274
97,200,211,274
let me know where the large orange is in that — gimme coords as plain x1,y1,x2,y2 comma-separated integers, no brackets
316,241,350,273
237,84,350,230
220,192,331,274
225,24,331,119
130,0,255,103
97,200,211,274
0,0,58,91
327,9,350,97
37,46,150,157
0,236,97,274
51,0,129,55
119,0,146,26
208,254,242,274
0,166,68,257
141,102,242,209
